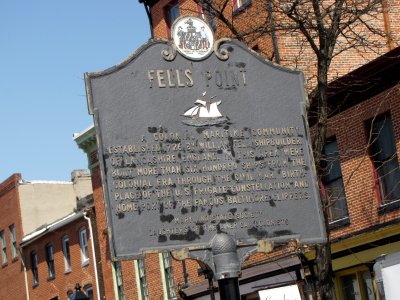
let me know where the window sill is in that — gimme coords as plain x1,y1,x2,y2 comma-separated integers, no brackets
329,216,350,230
81,259,90,267
47,276,55,282
233,0,252,16
64,269,72,275
32,283,38,289
11,256,18,263
378,199,400,214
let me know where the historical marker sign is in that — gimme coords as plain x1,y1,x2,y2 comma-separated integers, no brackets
85,16,326,260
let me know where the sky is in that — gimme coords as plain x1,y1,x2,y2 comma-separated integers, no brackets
0,1,151,182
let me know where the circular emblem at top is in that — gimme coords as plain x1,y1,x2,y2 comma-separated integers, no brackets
172,16,214,61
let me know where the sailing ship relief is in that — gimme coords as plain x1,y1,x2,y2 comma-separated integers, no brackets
182,92,228,126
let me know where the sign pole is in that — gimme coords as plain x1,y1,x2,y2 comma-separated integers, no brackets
211,233,241,300
218,278,240,300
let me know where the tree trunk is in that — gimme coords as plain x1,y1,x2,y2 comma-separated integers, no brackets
313,56,336,300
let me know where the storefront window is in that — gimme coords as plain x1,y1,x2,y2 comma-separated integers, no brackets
337,268,374,300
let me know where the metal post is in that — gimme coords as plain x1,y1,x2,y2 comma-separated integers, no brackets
218,277,241,300
211,233,241,300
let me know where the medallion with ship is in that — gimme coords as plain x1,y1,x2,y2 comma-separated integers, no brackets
182,91,228,126
172,16,214,60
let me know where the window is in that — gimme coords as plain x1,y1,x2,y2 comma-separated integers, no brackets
232,0,251,12
137,258,149,300
165,1,180,37
162,252,177,299
84,284,93,300
114,261,125,300
31,251,38,286
79,228,89,265
67,290,74,300
369,113,400,207
45,243,55,279
1,231,7,264
197,1,216,29
336,267,375,300
321,139,349,225
62,235,71,272
9,224,17,259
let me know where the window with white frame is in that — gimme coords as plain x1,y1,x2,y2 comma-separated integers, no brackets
232,0,251,12
79,228,89,264
45,243,55,279
31,251,38,286
162,252,177,299
138,258,149,300
114,261,125,300
1,230,7,264
84,284,93,300
67,290,74,299
62,235,71,272
9,224,17,259
197,0,216,29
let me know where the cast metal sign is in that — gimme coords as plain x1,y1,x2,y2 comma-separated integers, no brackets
85,16,325,259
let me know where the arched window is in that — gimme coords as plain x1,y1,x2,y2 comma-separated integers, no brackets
45,243,55,279
83,284,93,300
79,228,89,265
30,250,38,286
62,235,71,272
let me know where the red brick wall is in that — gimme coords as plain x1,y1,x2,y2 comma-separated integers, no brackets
121,259,138,299
23,218,97,300
91,164,116,299
0,174,26,300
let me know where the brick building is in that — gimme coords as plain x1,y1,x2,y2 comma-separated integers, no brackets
74,1,400,299
21,209,99,300
76,52,400,299
0,171,96,299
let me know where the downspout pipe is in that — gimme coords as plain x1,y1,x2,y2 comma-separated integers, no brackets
84,211,101,300
19,247,30,300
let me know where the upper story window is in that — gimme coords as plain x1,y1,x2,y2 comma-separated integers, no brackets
79,228,89,265
45,243,55,279
162,252,177,299
9,224,17,259
62,235,71,272
137,258,149,300
321,138,349,226
369,113,400,208
31,251,39,286
165,1,180,38
197,1,216,29
232,0,251,13
1,230,7,265
114,261,125,300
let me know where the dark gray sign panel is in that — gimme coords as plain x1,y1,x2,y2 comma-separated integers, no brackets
85,39,326,259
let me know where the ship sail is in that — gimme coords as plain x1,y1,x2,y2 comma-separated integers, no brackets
208,100,222,118
183,106,199,117
184,99,222,119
